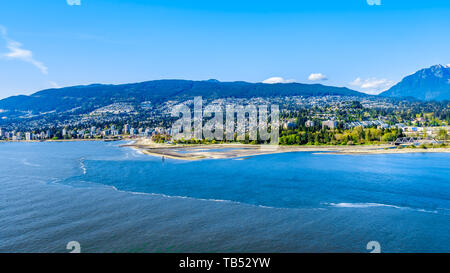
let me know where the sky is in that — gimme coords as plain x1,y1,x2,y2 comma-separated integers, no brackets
0,0,449,99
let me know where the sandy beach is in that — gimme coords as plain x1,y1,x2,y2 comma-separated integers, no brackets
124,139,450,160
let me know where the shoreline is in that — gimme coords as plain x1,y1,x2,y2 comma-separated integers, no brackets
2,139,449,159
0,138,130,143
125,140,450,160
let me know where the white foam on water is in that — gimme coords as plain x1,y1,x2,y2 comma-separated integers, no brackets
106,185,288,210
79,158,87,175
129,146,144,155
21,159,41,167
324,202,440,215
327,202,402,209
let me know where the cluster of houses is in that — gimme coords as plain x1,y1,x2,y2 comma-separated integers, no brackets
344,120,389,129
280,117,449,140
0,128,53,141
282,119,338,130
0,125,171,141
403,126,449,138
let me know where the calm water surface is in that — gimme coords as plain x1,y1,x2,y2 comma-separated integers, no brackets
0,141,449,252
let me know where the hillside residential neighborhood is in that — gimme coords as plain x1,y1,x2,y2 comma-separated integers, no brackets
1,94,449,144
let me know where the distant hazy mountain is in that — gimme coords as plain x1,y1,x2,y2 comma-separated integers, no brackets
0,80,364,116
380,65,450,101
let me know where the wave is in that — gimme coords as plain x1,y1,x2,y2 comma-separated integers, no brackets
109,185,237,203
119,146,145,160
79,158,87,175
21,159,41,167
326,202,403,209
128,146,144,155
324,202,441,215
107,185,285,209
105,186,328,211
58,178,449,215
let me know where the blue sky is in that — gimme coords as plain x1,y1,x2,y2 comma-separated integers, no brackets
0,0,449,98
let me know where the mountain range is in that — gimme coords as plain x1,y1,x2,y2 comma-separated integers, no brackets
0,80,363,116
380,64,450,101
0,65,449,122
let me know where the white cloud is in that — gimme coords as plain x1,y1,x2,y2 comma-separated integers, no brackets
262,77,296,84
367,0,381,6
308,73,328,81
0,25,48,74
67,0,81,6
349,77,394,95
49,81,61,88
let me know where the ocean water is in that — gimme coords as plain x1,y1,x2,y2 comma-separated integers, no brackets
0,141,449,253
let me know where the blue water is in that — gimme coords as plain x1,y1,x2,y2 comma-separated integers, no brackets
0,141,449,252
